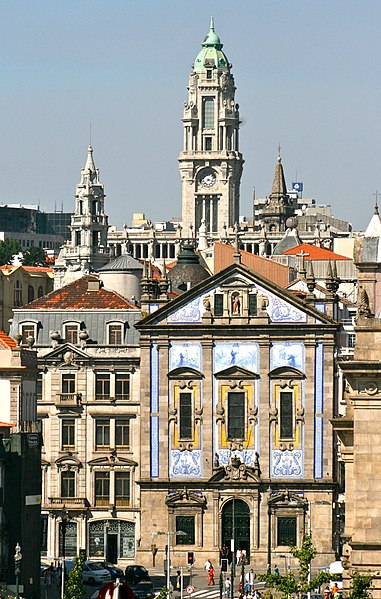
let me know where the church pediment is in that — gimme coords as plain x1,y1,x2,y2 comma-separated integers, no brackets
165,489,207,508
168,367,204,380
214,365,259,379
209,455,261,483
269,366,305,379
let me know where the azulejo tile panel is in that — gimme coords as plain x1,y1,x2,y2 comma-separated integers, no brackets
150,342,159,412
170,450,202,478
170,342,202,371
256,284,307,323
217,449,256,466
150,416,159,478
271,342,304,370
271,449,303,478
214,342,258,373
167,296,203,324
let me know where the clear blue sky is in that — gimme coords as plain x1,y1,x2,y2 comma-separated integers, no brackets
1,0,380,231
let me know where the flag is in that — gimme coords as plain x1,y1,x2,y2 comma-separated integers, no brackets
292,182,303,192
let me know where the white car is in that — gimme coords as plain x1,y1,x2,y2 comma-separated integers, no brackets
66,560,112,585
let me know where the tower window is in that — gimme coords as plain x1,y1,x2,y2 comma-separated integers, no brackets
206,69,213,80
202,97,214,128
204,137,212,151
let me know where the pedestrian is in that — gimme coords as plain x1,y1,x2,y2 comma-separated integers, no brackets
208,563,215,586
274,564,279,576
225,577,231,598
176,570,181,590
204,558,211,572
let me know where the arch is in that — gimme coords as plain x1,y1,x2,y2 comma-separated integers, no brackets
221,498,250,559
38,285,44,298
28,285,35,303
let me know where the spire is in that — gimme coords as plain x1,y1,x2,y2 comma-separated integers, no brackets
269,148,288,200
83,145,98,183
202,16,222,48
365,192,381,237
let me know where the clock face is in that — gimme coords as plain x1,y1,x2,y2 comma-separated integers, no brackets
200,171,216,188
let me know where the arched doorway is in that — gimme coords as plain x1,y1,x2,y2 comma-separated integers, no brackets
222,499,250,560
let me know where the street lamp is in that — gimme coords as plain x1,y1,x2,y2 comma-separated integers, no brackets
14,543,22,599
152,530,187,599
61,509,69,599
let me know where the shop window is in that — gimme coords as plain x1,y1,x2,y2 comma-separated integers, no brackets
277,516,297,546
176,516,195,545
95,471,110,506
115,472,130,506
61,470,75,498
227,391,245,439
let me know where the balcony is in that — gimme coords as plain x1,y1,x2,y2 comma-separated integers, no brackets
56,393,82,408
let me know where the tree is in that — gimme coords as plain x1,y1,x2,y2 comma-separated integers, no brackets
21,245,48,266
346,573,373,599
260,535,331,599
0,239,21,265
64,553,86,599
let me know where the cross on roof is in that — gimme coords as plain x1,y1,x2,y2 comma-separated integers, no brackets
373,190,380,214
294,249,310,277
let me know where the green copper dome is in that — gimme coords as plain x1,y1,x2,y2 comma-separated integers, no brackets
194,17,229,72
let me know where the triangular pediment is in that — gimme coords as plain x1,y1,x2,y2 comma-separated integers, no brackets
214,365,259,379
88,455,137,469
137,263,337,329
165,489,206,508
43,343,91,367
168,367,204,380
269,366,305,379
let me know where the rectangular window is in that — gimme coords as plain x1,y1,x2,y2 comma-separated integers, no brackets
95,373,111,401
115,373,130,400
95,420,110,449
277,516,297,546
204,137,212,151
202,97,214,128
64,324,78,345
36,372,43,401
176,516,195,545
61,374,76,395
109,324,123,345
206,69,213,80
348,334,356,348
249,294,258,316
214,294,223,316
115,472,130,506
21,323,35,343
115,419,130,449
95,471,110,506
179,392,193,440
61,470,75,498
62,419,75,449
227,391,245,440
279,391,293,439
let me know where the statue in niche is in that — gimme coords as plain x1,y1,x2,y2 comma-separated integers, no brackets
213,453,220,468
232,294,241,315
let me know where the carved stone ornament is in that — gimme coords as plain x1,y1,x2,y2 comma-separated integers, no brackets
356,288,372,319
279,441,294,451
215,401,225,424
165,487,206,508
203,296,211,312
248,405,258,425
296,405,305,424
168,405,178,424
179,442,193,452
210,454,261,483
269,404,278,423
228,380,244,389
358,380,379,395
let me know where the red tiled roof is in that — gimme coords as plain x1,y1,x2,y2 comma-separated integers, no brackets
281,243,350,260
213,242,292,287
22,275,137,310
0,331,16,349
0,264,53,273
0,421,15,427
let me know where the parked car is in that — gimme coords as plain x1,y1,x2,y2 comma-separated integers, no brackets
129,581,155,599
124,565,150,584
66,560,112,585
101,561,124,581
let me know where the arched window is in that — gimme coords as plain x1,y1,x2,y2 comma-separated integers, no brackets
38,286,44,298
14,280,23,306
28,285,35,303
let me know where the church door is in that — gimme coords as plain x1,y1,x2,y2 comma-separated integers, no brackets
222,499,250,560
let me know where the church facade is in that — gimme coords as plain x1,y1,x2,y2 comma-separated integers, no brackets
136,260,339,569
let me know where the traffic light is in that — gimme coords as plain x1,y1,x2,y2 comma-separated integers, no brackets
187,551,194,565
221,559,228,572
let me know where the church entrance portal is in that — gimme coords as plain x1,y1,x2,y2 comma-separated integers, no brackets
222,499,250,560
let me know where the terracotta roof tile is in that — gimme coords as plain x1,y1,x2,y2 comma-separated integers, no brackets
0,264,53,273
281,243,350,260
0,331,16,349
0,421,15,427
23,275,137,310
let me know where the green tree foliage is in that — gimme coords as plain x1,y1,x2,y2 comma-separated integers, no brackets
0,239,21,265
346,573,373,599
64,554,86,599
21,245,48,266
156,587,169,599
290,533,317,587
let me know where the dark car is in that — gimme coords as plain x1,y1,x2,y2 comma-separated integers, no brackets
124,565,150,585
129,581,155,599
101,562,124,581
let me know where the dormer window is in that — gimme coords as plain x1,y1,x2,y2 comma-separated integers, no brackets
20,322,37,344
108,323,123,345
64,323,79,345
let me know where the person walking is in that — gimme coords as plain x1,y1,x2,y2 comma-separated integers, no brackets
208,563,215,586
274,564,280,576
225,577,231,598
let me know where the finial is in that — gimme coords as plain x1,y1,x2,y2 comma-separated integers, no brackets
89,122,92,145
233,223,241,264
210,16,215,31
373,190,380,214
277,143,281,163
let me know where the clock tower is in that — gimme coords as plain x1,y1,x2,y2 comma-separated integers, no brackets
179,18,244,238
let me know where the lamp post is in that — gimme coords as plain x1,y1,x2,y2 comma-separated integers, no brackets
152,530,187,599
61,509,69,599
14,543,22,599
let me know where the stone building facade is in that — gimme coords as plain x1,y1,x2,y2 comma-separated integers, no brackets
136,260,339,569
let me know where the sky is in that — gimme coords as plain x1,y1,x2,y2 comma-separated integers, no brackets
1,0,381,231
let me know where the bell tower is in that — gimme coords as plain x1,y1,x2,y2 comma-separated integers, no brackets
179,18,244,238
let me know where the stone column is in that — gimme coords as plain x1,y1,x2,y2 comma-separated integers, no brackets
258,339,270,479
202,339,214,478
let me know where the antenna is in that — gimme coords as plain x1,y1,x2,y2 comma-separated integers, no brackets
89,123,92,145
